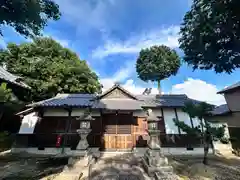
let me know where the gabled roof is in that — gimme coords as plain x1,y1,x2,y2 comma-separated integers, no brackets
29,92,207,109
210,104,231,116
0,66,30,89
218,81,240,94
98,83,138,100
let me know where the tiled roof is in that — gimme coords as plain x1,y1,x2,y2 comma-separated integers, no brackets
28,93,95,107
157,94,189,107
210,104,230,116
136,95,160,107
29,93,205,109
0,66,30,89
137,94,202,107
218,81,240,94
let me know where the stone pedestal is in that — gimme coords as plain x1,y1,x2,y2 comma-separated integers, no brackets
76,129,91,151
142,149,173,177
142,121,173,178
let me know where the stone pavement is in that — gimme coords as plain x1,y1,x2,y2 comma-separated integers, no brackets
89,153,151,180
53,153,180,180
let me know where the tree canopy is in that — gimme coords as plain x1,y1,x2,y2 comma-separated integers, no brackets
136,45,180,92
0,38,102,101
179,0,240,74
0,0,60,37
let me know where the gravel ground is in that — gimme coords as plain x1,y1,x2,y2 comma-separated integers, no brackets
169,155,240,180
0,153,68,180
1,153,240,180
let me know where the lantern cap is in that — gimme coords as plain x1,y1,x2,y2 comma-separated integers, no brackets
76,113,95,121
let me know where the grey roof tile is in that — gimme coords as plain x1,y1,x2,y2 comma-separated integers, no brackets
136,94,160,107
210,104,230,116
218,81,240,94
137,94,203,107
0,66,30,89
29,93,206,108
156,94,189,107
28,94,94,107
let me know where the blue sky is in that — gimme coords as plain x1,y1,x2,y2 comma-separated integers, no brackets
1,0,240,105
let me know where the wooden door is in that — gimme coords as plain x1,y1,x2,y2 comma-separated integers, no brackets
115,135,132,149
102,113,133,149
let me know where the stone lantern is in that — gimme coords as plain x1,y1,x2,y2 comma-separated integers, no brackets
76,109,95,153
143,109,173,177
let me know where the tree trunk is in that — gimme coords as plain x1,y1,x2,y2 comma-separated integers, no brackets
203,131,211,165
203,139,209,165
157,80,161,94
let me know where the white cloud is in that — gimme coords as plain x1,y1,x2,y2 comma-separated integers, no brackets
92,26,180,59
100,60,161,94
122,79,160,95
171,78,226,105
54,0,115,34
100,69,225,105
101,77,160,95
100,60,135,91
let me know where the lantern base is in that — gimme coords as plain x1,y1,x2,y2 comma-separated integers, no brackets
76,140,89,150
142,149,173,177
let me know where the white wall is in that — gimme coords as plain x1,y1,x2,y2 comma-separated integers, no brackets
162,108,205,134
43,108,101,117
43,108,68,116
210,122,230,139
192,117,201,128
19,112,39,134
151,109,162,117
71,109,85,116
162,108,179,134
133,110,147,117
176,109,192,134
210,122,233,154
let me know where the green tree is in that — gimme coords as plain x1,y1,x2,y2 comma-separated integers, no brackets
136,45,180,93
179,0,240,73
174,101,225,164
0,37,102,101
0,0,61,37
0,82,24,133
0,83,12,102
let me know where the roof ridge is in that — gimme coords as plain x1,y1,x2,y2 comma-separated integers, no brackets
27,95,61,107
218,81,240,94
98,83,138,100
